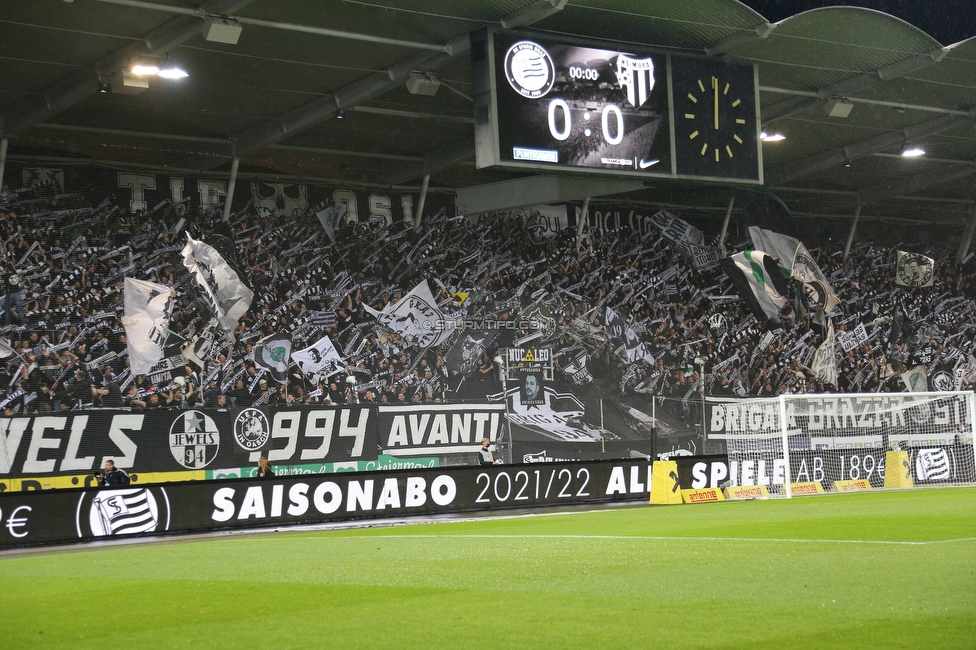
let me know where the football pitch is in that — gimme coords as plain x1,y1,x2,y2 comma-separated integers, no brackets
2,488,974,649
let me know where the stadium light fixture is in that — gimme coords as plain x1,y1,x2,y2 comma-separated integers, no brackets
130,63,160,76
901,143,925,157
158,63,189,79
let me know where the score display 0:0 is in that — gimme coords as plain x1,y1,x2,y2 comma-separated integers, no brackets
548,100,625,145
475,467,591,504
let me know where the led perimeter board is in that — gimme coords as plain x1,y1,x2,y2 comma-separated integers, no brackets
472,29,762,185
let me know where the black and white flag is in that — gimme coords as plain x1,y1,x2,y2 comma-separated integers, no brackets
316,204,347,244
362,280,451,348
444,329,498,377
181,234,254,341
292,334,344,384
121,277,175,375
310,310,336,329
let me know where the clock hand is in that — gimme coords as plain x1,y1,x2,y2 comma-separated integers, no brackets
712,76,719,131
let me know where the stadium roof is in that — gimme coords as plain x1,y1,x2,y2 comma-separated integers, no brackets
3,0,976,237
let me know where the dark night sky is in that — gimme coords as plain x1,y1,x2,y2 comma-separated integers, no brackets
739,0,976,44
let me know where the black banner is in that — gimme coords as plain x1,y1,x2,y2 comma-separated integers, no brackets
0,406,376,481
0,459,652,549
672,444,975,491
376,404,507,456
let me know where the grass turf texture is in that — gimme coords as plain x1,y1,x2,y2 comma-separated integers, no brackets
2,488,974,649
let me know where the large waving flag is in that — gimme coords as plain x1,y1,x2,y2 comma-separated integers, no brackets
362,280,451,348
740,188,840,314
181,234,254,341
121,277,176,375
720,250,790,323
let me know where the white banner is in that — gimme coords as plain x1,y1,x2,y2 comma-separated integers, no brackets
292,334,345,384
810,320,838,386
121,277,175,375
362,280,451,348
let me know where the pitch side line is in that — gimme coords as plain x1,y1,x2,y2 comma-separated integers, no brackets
304,533,976,546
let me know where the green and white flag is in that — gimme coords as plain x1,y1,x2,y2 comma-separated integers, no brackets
720,250,790,323
901,365,928,392
254,331,292,384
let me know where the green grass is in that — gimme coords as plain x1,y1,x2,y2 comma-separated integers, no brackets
2,488,975,649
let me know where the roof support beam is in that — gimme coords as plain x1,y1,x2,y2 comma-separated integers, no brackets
706,21,775,57
501,0,569,29
761,47,947,123
232,37,470,158
379,140,473,186
765,112,974,185
0,0,254,139
858,163,976,206
88,0,452,52
231,0,566,160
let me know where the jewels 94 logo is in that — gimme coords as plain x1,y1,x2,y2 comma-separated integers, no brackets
75,487,170,538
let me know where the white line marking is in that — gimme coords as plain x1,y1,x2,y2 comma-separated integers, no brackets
227,533,976,547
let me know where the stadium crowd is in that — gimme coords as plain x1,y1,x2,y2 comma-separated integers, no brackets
0,184,973,416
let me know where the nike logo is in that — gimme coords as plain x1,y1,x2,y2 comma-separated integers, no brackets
638,159,659,169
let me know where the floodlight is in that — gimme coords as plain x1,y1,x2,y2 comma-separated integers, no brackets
131,64,160,75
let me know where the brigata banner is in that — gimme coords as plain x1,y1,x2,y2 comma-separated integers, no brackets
0,406,377,483
0,460,652,549
706,394,972,447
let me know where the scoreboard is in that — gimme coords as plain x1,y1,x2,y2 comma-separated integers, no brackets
472,28,762,185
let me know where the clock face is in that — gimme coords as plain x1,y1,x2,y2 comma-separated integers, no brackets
672,57,761,182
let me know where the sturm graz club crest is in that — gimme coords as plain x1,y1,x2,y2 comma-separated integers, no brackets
169,410,221,469
234,407,270,452
931,371,954,392
76,487,170,538
504,41,555,99
523,302,557,341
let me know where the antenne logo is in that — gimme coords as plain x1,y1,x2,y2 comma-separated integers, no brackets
76,488,170,538
234,407,270,451
504,41,555,99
